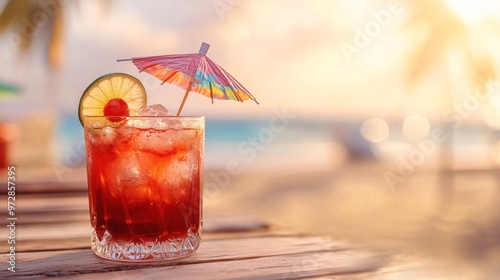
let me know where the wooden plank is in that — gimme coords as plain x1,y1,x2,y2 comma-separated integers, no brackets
0,166,88,194
4,194,272,234
1,216,270,240
363,255,459,280
7,210,89,225
3,236,387,279
5,237,91,253
1,191,272,254
0,176,87,195
0,190,270,240
0,193,89,215
2,230,302,254
66,251,388,280
0,216,272,253
6,181,88,194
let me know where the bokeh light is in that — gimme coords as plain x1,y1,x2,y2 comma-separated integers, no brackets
360,117,390,143
402,115,431,141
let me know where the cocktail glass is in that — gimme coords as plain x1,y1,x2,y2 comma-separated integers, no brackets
83,115,204,262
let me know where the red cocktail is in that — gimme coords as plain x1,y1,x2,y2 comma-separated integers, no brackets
83,115,204,261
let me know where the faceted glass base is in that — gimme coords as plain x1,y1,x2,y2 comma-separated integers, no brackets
90,229,201,262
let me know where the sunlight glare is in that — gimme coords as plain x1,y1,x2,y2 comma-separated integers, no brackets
445,0,500,23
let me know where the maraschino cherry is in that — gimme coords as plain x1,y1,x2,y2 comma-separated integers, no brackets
103,98,129,122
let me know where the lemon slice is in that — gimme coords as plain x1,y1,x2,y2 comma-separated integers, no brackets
78,73,147,126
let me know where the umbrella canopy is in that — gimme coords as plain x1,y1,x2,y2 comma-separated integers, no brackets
118,42,258,116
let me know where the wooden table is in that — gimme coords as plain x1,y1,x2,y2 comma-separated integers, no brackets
0,171,449,279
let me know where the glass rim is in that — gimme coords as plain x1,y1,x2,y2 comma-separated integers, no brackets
82,115,205,119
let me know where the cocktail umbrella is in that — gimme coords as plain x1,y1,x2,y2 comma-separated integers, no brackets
118,42,258,116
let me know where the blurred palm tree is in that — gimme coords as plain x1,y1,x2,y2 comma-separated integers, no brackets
0,0,111,68
0,0,66,68
403,0,498,88
399,0,500,195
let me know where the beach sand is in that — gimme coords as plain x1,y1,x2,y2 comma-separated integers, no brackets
203,161,500,279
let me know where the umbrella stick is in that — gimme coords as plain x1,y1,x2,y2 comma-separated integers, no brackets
177,81,193,116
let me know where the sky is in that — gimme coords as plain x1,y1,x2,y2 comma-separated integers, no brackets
0,0,500,121
0,0,401,121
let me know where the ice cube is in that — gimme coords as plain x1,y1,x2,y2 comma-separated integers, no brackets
95,126,116,146
105,149,152,201
155,151,198,200
99,148,137,198
136,128,178,155
152,118,183,131
131,104,180,129
137,104,172,116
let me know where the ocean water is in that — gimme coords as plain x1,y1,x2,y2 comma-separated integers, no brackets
55,114,360,172
56,113,497,173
